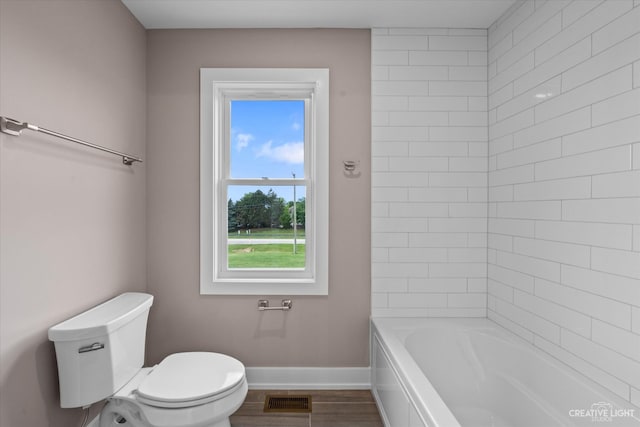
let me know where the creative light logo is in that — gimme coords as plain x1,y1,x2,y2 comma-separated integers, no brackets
569,402,637,423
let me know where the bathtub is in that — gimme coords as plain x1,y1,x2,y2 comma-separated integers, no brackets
371,317,639,427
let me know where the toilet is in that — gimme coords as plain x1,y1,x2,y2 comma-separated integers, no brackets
48,292,247,427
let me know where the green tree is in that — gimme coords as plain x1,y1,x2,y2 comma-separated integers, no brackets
228,199,238,231
235,190,267,228
280,208,292,229
282,197,305,228
296,197,306,227
267,189,285,228
232,189,289,229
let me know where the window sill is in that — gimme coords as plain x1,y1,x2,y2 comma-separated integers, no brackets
200,278,328,296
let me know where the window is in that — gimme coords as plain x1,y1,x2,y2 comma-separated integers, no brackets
200,68,329,295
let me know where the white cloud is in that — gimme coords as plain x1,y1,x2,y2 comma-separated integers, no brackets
256,141,304,164
291,121,301,131
236,133,253,151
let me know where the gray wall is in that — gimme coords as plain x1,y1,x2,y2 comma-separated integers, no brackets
0,0,147,425
145,29,372,367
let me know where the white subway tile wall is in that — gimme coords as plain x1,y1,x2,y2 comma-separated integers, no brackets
488,0,640,405
372,28,488,317
372,2,639,406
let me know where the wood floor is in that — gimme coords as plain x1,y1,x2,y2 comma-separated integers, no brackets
230,390,385,427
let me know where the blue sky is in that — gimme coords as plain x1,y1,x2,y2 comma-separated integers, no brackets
229,100,305,202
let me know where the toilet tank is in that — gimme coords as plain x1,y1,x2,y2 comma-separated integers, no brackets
48,292,154,408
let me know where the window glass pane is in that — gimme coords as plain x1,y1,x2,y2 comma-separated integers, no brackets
227,185,306,269
230,100,305,179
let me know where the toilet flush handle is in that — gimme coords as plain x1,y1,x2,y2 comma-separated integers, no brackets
78,342,105,353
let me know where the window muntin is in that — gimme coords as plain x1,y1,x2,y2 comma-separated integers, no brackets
200,68,328,295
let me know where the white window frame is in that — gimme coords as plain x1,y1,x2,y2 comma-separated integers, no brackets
200,68,329,295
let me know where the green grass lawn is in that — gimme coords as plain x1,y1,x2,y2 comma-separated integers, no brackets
228,228,305,239
228,243,305,268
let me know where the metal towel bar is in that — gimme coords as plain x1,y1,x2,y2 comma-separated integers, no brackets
258,299,293,311
0,116,143,165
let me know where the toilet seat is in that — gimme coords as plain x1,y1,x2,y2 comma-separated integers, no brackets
136,352,246,409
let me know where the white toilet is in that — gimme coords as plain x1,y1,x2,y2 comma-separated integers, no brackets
48,292,248,427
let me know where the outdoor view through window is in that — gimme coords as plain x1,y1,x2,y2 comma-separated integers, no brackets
227,100,306,269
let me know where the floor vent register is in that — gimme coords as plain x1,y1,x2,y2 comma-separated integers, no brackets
263,394,312,413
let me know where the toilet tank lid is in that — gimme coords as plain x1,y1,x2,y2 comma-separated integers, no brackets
48,293,154,342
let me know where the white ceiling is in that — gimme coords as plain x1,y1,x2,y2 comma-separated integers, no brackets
121,0,517,29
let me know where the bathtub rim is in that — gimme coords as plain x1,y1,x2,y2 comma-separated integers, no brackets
371,317,463,427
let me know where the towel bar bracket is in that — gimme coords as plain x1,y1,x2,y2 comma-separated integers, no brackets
0,116,34,136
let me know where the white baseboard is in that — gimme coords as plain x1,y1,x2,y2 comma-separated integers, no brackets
246,366,371,389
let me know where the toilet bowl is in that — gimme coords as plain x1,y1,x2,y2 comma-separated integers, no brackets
99,352,248,427
48,293,247,427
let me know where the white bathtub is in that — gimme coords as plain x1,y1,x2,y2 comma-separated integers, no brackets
371,317,639,427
